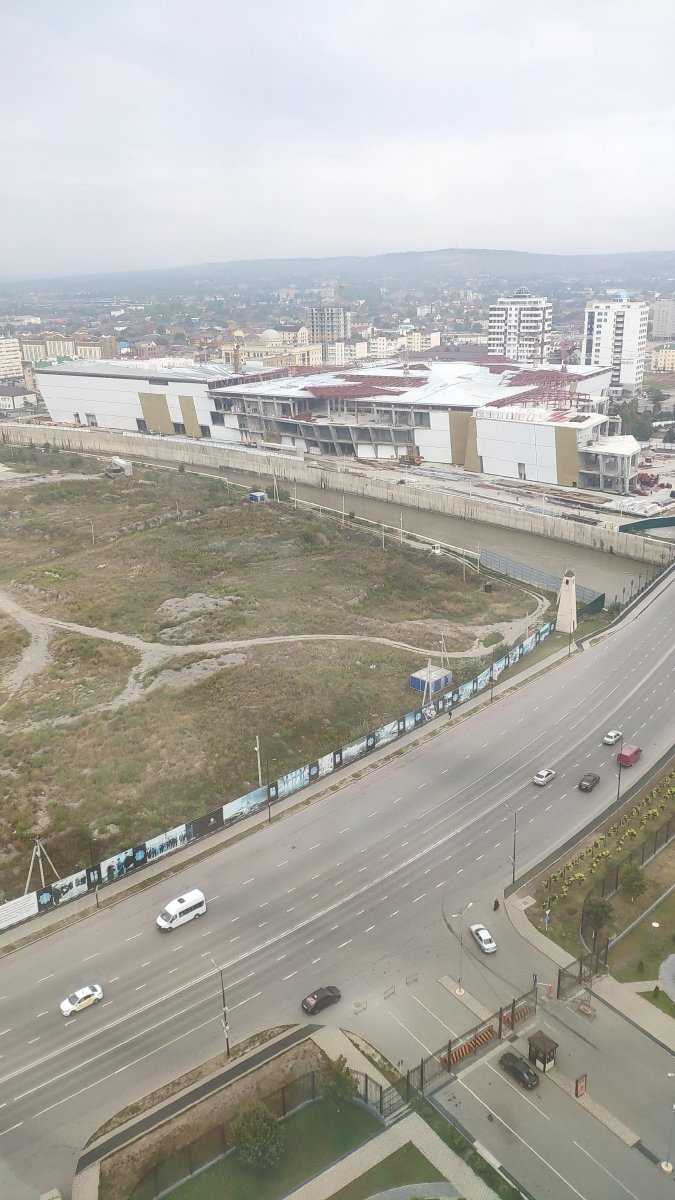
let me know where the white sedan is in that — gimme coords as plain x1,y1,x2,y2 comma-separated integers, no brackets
469,923,497,954
533,768,556,786
59,984,103,1017
602,730,623,746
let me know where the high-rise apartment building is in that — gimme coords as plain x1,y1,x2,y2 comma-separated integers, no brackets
581,299,649,393
309,304,351,345
0,336,23,380
651,298,675,340
487,289,552,363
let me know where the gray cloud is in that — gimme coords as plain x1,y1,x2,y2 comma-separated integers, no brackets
3,0,675,279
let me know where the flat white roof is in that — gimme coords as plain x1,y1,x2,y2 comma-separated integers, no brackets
34,358,276,384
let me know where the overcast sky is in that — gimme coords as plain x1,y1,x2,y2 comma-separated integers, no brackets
3,0,674,279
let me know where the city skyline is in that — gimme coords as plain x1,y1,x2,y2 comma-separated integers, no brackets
3,0,675,279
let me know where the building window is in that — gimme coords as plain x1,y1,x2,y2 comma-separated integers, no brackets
85,413,98,427
136,418,148,433
414,411,431,428
199,425,211,438
210,411,225,425
172,422,186,435
518,462,526,480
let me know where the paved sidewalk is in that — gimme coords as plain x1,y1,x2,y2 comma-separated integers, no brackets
311,1026,392,1091
284,1111,501,1200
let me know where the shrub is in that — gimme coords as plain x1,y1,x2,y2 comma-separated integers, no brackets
230,1100,285,1169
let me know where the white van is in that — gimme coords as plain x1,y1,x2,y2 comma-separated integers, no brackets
156,889,207,931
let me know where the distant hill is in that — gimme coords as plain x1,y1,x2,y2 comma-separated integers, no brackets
4,247,675,297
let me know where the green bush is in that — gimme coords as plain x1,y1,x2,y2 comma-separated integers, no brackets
230,1100,285,1169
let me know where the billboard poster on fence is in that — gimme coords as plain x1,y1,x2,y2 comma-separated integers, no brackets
317,751,335,779
342,735,368,765
222,786,267,826
0,891,39,931
277,764,310,800
99,846,145,885
145,824,187,863
509,646,520,667
404,710,416,732
539,622,553,640
186,807,224,841
372,720,399,749
522,633,536,655
51,868,90,906
475,669,490,692
492,654,508,681
458,680,473,703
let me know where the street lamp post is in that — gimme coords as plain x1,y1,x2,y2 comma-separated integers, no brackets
450,900,473,996
254,734,263,788
504,802,518,886
616,734,624,805
661,1103,675,1174
209,956,230,1056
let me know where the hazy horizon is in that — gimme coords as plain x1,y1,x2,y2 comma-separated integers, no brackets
4,0,675,279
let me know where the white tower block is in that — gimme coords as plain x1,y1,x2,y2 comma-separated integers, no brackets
556,570,578,635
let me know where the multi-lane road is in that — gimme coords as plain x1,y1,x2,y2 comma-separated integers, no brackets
0,572,674,1199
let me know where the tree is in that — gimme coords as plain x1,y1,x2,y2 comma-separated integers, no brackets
230,1101,285,1169
584,896,614,949
322,1054,358,1109
620,861,647,904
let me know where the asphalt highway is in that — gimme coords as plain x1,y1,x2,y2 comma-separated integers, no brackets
0,573,674,1198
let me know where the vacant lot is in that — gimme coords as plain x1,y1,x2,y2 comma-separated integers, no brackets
0,453,545,898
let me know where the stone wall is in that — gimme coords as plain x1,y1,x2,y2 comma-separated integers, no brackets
2,422,673,568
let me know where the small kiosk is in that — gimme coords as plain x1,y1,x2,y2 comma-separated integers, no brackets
527,1030,558,1074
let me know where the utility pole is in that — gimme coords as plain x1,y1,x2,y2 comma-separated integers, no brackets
616,734,624,805
511,808,518,886
400,512,403,544
210,957,230,1056
490,647,496,703
254,734,263,788
24,836,59,894
661,1103,675,1174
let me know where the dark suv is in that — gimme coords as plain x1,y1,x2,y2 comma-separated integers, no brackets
578,773,600,792
301,985,341,1014
499,1051,539,1089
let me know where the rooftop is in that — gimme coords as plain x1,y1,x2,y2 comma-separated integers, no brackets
34,358,278,385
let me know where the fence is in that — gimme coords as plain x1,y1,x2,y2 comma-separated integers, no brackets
479,549,605,608
130,1067,383,1200
557,942,609,1000
580,810,675,946
0,611,563,933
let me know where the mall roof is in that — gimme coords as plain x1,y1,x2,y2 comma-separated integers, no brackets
215,360,593,410
34,358,276,385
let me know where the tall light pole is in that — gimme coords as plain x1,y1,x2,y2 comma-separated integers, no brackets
661,1103,675,1174
504,801,518,886
450,900,473,996
209,956,230,1056
254,735,263,788
616,734,624,805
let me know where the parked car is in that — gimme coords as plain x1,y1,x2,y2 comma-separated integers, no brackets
603,730,623,746
578,773,600,792
499,1051,539,1089
469,923,497,954
617,744,641,768
59,984,103,1017
533,768,556,786
301,985,341,1014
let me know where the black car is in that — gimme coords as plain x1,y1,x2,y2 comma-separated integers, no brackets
499,1051,539,1089
578,773,600,793
301,985,341,1014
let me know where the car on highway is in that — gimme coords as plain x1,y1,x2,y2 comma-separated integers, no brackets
603,730,623,746
469,923,497,953
533,768,556,786
578,773,600,792
59,984,103,1017
617,744,642,768
301,985,341,1014
499,1051,539,1089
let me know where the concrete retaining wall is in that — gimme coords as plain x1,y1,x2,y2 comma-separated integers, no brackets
2,422,673,567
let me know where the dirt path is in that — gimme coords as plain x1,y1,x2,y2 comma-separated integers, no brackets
0,587,550,725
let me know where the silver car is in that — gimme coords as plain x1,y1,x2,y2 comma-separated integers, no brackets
533,768,556,786
602,730,622,746
469,923,497,953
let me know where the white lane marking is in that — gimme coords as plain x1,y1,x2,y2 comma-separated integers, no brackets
360,847,368,854
390,910,399,917
170,945,184,952
339,827,351,834
208,894,219,902
381,854,390,860
311,957,321,965
475,854,484,861
141,961,152,969
355,909,365,916
417,783,427,790
258,901,269,908
125,933,142,942
242,877,255,885
258,922,268,928
200,930,212,938
286,906,295,913
338,939,352,949
27,1037,40,1045
435,881,445,889
330,924,340,932
358,866,368,873
276,955,286,963
305,938,314,946
365,925,376,933
0,1030,12,1038
308,843,321,850
572,1141,640,1200
368,811,378,818
0,1123,22,1137
401,841,409,847
441,768,449,774
134,985,146,992
36,1012,48,1019
412,995,458,1035
486,1064,549,1117
230,916,240,923
101,1001,113,1009
389,1013,435,1055
494,843,501,849
545,804,553,812
311,874,320,881
412,893,426,904
456,1077,589,1200
37,976,54,984
109,977,119,983
230,936,240,943
334,879,344,886
283,971,298,981
457,867,464,874
276,860,288,868
311,894,319,901
167,968,179,974
287,888,296,895
393,797,402,804
401,881,411,888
